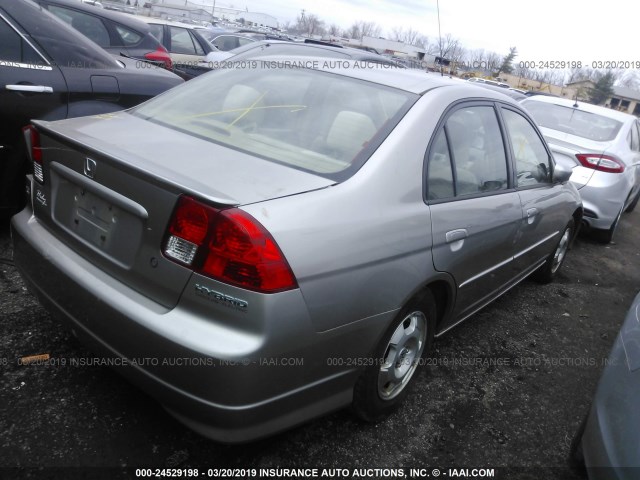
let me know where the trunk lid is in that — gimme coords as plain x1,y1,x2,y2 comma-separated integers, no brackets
31,113,334,308
540,126,611,189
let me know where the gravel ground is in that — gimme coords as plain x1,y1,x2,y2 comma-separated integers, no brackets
1,210,639,480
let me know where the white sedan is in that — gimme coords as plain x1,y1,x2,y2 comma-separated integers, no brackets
523,95,640,243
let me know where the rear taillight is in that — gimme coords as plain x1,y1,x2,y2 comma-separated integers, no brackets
163,196,297,293
576,154,625,173
22,125,43,183
144,45,173,70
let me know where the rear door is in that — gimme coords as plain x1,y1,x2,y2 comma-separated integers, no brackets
427,102,522,325
499,105,570,272
0,8,68,207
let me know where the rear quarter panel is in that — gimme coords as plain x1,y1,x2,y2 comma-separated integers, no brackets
241,91,459,333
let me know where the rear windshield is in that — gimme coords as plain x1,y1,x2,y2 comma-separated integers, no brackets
131,64,416,180
523,100,623,142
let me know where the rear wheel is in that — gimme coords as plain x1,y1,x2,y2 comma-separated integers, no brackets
352,291,436,422
532,219,574,284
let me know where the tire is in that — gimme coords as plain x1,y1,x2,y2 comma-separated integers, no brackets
593,206,623,244
352,291,436,422
625,190,640,213
532,219,574,284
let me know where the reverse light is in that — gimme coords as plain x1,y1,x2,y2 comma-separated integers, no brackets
576,154,625,173
144,45,173,70
22,125,43,183
163,196,297,293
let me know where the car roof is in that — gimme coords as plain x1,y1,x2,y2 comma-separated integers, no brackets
474,83,527,100
227,41,403,67
253,55,521,99
133,15,205,29
38,0,152,32
523,95,636,122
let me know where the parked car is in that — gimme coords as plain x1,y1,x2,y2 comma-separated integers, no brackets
36,0,173,70
571,292,640,478
523,96,640,242
203,40,406,67
197,30,257,51
133,16,215,79
12,60,581,442
0,0,183,216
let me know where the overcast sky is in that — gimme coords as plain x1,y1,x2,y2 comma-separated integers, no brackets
204,0,640,65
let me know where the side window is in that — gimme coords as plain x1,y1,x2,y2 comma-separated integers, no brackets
213,35,238,51
148,23,164,43
446,106,508,195
427,129,455,200
0,17,41,64
502,109,552,186
188,31,205,56
629,122,640,152
114,25,143,46
48,6,111,48
0,17,22,62
170,26,197,55
238,37,254,47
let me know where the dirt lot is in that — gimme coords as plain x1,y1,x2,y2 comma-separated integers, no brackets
1,209,639,479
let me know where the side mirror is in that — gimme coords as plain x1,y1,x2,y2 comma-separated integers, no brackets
553,162,572,184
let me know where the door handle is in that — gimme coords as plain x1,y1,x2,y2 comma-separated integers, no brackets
446,229,468,243
6,84,53,93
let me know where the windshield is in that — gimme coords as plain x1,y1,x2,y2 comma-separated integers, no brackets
132,64,416,180
523,100,623,142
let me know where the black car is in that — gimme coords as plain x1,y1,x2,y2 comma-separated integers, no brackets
0,0,183,215
36,0,173,70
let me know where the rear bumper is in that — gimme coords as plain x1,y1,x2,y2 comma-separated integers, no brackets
577,172,630,230
11,208,389,443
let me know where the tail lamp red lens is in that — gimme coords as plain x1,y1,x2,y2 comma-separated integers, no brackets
163,196,297,293
22,125,43,183
144,45,173,70
576,154,625,173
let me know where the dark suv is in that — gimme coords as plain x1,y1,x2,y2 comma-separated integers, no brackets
0,0,183,215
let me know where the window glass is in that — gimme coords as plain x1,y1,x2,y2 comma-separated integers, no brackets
115,25,142,46
427,129,454,200
132,66,416,180
238,37,254,47
0,18,41,64
523,100,623,142
189,31,205,55
0,18,22,62
170,26,196,54
502,109,551,186
213,35,239,51
446,106,508,195
148,23,164,43
629,122,640,152
48,6,110,47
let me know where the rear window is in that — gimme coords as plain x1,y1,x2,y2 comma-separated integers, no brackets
131,64,415,180
523,100,623,142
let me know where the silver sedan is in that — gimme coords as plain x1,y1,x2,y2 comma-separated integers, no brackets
12,59,582,442
522,96,640,243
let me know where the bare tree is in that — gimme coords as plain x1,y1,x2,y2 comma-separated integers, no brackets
293,10,325,36
390,27,420,46
328,24,341,37
345,21,381,40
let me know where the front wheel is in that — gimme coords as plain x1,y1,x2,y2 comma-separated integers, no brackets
352,291,436,422
532,219,574,284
